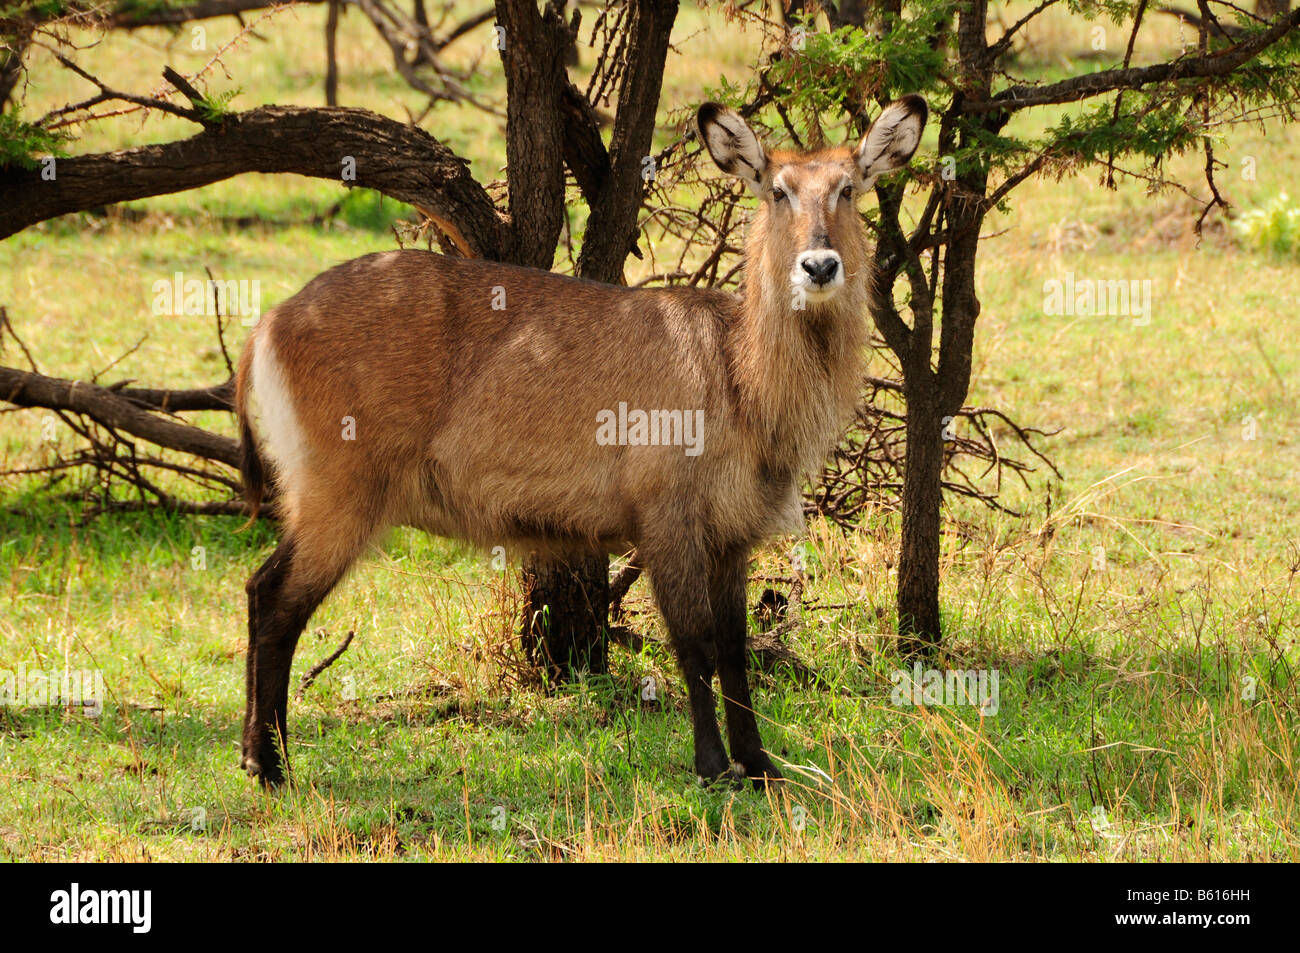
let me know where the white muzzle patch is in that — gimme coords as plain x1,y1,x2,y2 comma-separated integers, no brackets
790,249,844,307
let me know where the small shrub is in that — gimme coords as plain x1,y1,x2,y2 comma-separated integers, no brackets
1232,192,1300,257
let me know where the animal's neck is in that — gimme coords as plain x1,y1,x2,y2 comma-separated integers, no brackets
729,237,869,477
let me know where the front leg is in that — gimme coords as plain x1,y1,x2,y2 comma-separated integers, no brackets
712,545,782,788
643,540,731,784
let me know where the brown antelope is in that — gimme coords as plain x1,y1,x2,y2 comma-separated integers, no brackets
235,95,927,788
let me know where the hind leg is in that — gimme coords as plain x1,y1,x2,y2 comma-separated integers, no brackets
644,539,730,784
712,545,782,788
241,539,287,768
242,503,378,786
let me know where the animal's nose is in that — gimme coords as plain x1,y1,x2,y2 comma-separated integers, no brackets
801,254,840,286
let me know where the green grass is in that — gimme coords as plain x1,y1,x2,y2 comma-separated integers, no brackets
0,3,1297,861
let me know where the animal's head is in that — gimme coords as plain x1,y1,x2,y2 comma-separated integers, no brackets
697,95,927,308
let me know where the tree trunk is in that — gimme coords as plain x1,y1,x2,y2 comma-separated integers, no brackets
522,552,612,682
522,554,610,680
324,0,340,106
893,173,984,657
575,0,679,281
494,0,569,269
882,2,992,658
512,0,677,683
896,370,944,656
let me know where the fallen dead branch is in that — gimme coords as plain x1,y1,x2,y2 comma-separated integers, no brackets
296,629,356,699
0,305,252,516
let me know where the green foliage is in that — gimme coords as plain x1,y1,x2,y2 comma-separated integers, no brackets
736,0,1300,211
0,0,69,18
1233,192,1300,256
337,188,413,232
0,113,68,170
195,87,242,123
1064,0,1141,25
774,11,954,115
1035,96,1203,166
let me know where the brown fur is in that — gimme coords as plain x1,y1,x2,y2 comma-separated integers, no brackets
234,97,925,787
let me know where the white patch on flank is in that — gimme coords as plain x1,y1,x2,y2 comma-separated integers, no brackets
249,335,310,490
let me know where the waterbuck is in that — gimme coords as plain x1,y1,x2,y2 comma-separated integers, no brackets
235,95,927,788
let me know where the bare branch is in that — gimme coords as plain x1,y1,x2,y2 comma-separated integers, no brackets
970,10,1300,114
0,364,240,467
36,51,206,127
987,0,1062,63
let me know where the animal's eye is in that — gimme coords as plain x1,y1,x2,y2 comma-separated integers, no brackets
771,187,787,203
840,186,854,201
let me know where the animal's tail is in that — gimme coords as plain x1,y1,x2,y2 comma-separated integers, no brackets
235,332,265,529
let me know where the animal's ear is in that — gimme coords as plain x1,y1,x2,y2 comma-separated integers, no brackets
696,102,767,195
853,94,928,188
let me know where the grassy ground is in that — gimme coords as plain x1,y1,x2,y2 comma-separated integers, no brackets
0,4,1296,861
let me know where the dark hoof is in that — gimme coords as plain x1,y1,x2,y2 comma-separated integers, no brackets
695,749,736,788
241,746,286,788
739,753,784,790
699,767,744,790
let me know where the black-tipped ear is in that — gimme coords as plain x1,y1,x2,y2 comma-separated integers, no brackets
854,95,928,187
893,94,929,128
696,101,727,130
696,102,767,195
